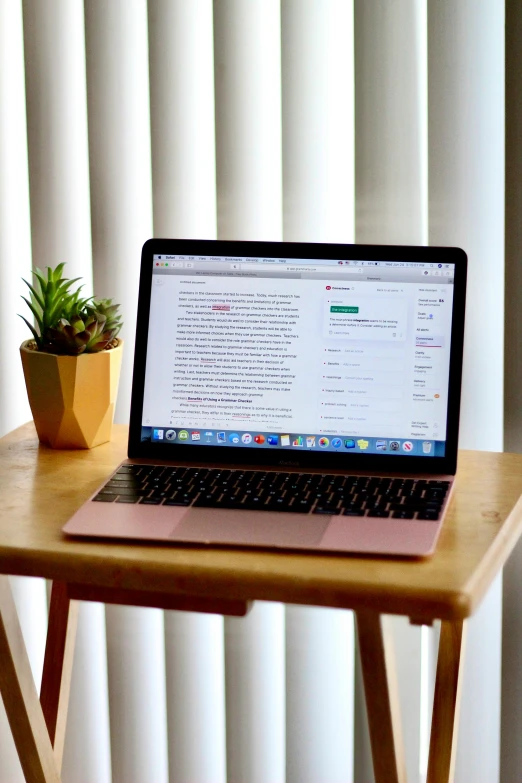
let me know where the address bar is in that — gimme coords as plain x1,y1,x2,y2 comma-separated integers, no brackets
231,263,365,273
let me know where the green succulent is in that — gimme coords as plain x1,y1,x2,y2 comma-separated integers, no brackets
44,313,117,355
86,298,123,337
19,264,122,356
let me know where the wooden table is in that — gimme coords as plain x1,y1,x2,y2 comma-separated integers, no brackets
1,423,522,783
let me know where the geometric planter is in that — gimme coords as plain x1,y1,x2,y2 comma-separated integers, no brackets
20,338,123,449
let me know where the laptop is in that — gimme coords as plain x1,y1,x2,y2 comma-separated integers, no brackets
63,239,467,557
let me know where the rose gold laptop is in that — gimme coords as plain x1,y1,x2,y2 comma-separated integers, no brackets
63,239,467,557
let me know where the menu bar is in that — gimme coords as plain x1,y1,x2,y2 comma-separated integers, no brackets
153,254,455,271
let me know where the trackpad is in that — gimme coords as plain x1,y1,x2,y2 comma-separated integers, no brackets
170,508,330,548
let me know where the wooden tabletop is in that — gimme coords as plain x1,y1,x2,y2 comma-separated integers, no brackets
1,423,522,623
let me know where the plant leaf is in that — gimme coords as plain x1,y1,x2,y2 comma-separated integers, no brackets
22,279,45,312
21,296,44,334
18,315,40,345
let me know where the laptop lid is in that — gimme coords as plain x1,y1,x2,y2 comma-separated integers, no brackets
129,239,467,476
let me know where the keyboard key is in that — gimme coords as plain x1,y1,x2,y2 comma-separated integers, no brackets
243,497,267,510
106,481,141,489
216,498,243,509
93,494,116,502
105,487,147,496
193,493,220,507
272,497,292,509
292,500,312,513
344,500,364,510
313,506,342,515
367,510,390,518
425,488,447,501
399,501,424,511
392,510,414,519
365,498,386,510
115,496,139,504
417,510,440,520
140,497,163,505
425,502,443,512
382,494,402,503
343,509,365,516
149,493,171,503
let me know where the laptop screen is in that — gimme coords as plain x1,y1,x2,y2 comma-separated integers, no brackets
140,250,457,460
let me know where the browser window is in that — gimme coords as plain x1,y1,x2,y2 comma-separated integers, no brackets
141,254,455,457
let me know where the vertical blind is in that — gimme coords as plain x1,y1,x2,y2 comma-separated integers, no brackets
0,1,508,782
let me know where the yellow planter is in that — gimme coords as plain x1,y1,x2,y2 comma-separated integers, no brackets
20,339,123,449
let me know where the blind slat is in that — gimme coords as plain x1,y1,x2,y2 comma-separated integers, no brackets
0,0,32,437
281,3,355,781
22,0,92,289
149,0,217,239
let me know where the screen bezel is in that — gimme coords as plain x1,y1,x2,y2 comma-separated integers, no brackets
128,238,467,475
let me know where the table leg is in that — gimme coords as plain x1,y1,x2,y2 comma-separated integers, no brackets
0,575,61,783
356,610,407,783
426,620,467,783
40,582,79,771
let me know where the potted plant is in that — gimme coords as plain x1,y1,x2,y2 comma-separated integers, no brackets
19,264,123,449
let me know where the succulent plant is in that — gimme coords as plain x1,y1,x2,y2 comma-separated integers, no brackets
20,264,122,355
86,298,123,337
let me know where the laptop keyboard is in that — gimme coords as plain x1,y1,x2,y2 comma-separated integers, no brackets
93,465,449,520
